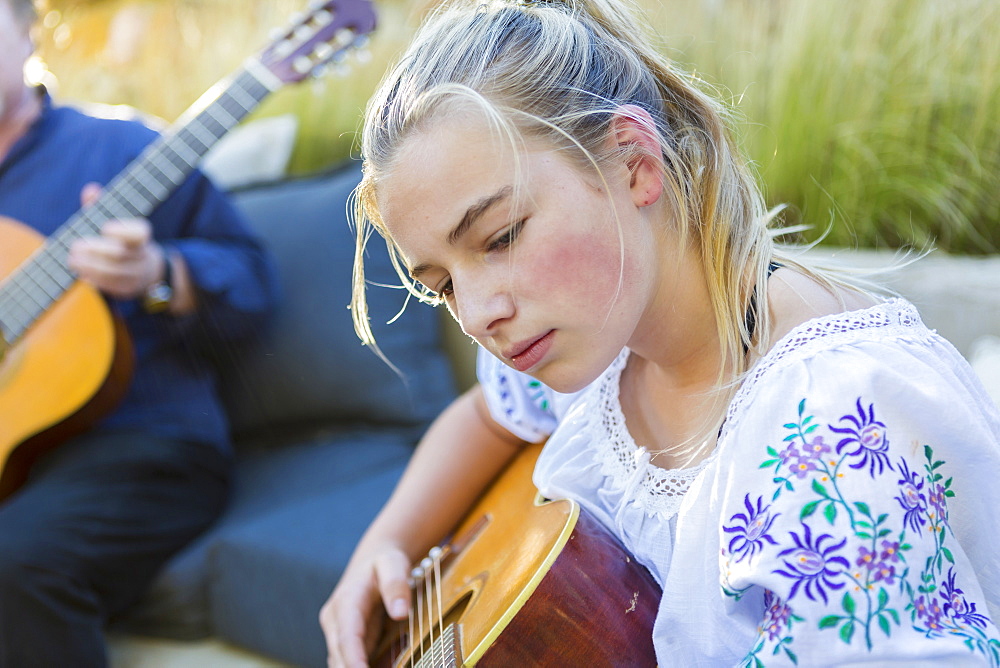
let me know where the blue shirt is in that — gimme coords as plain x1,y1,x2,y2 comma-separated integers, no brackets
0,93,278,452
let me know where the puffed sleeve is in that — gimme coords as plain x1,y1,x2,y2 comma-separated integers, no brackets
476,346,583,443
714,338,1000,666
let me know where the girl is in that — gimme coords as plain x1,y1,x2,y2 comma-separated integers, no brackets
320,0,1000,665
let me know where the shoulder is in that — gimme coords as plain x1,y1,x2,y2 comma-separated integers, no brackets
724,297,998,450
765,266,878,346
50,100,160,148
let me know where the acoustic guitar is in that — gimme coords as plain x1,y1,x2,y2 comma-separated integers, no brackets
0,0,377,500
371,443,661,667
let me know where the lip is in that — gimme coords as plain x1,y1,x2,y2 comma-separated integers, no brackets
504,330,555,373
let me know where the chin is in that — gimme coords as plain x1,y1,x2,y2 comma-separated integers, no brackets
526,360,605,396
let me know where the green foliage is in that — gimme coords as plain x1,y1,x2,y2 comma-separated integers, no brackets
37,0,1000,253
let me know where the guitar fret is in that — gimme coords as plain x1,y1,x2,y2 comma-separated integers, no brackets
25,259,66,303
189,121,222,152
151,148,187,182
114,176,155,214
203,99,240,129
169,138,201,165
229,73,269,110
2,283,42,336
140,162,175,199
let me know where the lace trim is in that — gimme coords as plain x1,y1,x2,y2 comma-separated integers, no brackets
590,350,710,519
586,299,930,519
722,298,931,438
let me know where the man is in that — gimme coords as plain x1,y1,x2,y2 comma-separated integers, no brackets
0,1,278,665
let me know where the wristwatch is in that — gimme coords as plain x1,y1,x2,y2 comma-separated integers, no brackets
142,247,175,314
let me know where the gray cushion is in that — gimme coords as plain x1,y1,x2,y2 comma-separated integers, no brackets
209,457,410,667
221,161,456,439
111,429,416,641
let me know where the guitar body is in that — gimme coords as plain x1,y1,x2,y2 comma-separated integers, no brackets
372,444,661,667
0,216,133,500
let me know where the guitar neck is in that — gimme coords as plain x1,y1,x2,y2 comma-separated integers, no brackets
0,64,277,345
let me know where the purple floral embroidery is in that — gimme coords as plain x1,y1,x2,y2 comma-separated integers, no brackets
927,482,949,523
854,540,899,586
894,458,927,533
941,568,991,629
753,402,999,663
829,398,892,477
724,495,780,563
780,436,832,480
774,523,850,604
762,590,794,642
779,444,817,479
913,594,946,635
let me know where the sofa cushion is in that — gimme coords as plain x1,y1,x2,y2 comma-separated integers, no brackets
221,162,457,440
110,429,416,641
208,462,409,668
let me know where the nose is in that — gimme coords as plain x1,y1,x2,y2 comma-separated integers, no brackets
453,272,515,340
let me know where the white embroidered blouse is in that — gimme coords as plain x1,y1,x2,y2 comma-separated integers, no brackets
478,299,1000,667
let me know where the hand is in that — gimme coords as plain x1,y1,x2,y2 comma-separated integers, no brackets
66,183,165,300
320,544,413,668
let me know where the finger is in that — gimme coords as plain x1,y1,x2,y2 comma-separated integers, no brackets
80,182,103,208
374,550,413,621
101,218,153,250
68,239,148,298
70,235,139,267
321,594,373,668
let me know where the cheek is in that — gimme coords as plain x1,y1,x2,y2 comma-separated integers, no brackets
516,228,627,303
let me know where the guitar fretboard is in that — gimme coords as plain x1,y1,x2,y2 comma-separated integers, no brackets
0,66,275,346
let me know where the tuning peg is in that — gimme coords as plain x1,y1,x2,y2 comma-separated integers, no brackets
333,28,356,48
276,41,298,59
312,9,334,26
293,55,316,75
312,42,335,63
293,25,314,42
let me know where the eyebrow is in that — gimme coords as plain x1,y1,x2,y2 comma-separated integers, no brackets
409,185,513,280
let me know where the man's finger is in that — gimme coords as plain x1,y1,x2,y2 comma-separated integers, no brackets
80,182,102,208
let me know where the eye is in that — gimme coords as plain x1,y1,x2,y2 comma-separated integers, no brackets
486,219,525,253
437,279,454,298
418,277,453,306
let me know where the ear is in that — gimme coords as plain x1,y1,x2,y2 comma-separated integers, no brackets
609,104,664,208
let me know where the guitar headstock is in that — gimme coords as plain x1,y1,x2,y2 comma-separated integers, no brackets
260,0,378,84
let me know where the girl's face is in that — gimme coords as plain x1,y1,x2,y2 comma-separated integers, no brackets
377,116,664,393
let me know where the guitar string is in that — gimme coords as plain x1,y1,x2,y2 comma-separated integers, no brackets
422,557,435,666
432,546,444,662
414,565,425,668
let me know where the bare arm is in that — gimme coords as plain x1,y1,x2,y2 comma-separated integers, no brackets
320,383,526,668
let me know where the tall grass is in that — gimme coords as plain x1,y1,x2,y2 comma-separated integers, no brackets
35,0,1000,254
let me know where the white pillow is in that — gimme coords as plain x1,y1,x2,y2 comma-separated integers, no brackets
201,114,298,190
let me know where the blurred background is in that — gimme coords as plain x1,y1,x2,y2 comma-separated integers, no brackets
31,0,1000,255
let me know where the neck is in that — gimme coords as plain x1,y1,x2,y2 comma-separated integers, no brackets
0,86,41,163
628,244,725,387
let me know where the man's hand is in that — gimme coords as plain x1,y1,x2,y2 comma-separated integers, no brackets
66,182,167,301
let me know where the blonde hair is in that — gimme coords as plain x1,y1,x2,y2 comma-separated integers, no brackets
352,0,849,394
